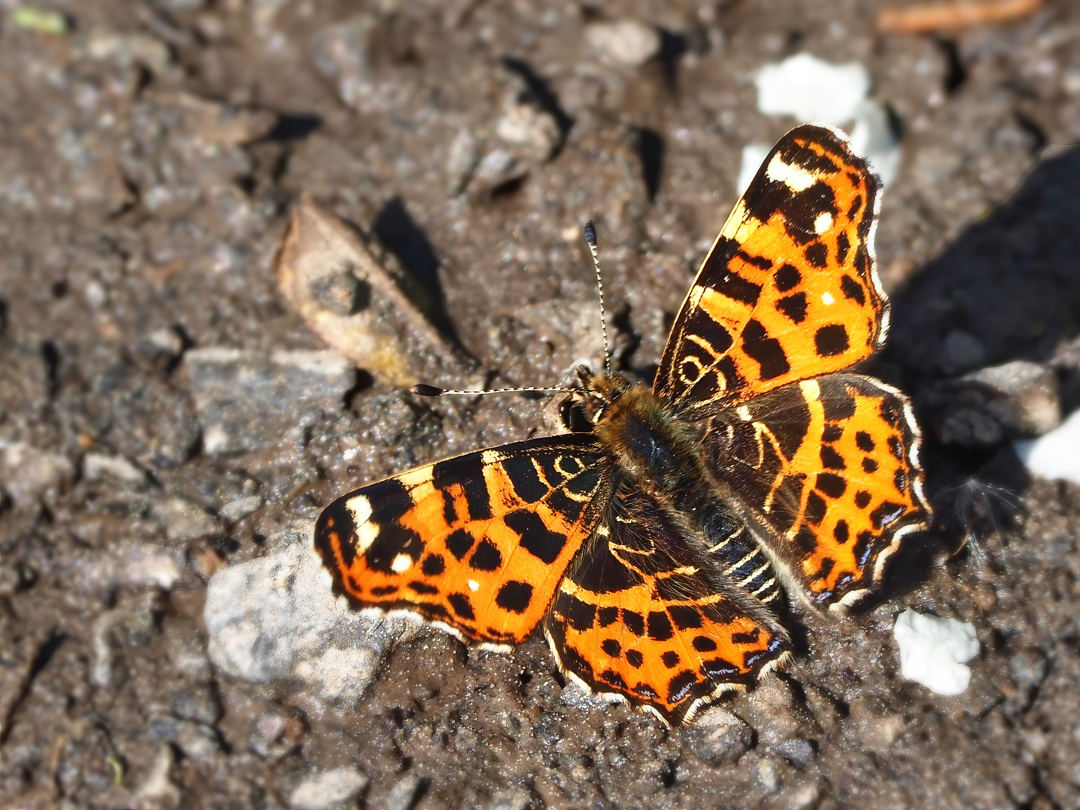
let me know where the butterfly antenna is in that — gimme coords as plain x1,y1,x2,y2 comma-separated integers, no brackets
583,221,611,374
410,384,576,397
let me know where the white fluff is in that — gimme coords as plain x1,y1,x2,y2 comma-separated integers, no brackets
893,609,979,696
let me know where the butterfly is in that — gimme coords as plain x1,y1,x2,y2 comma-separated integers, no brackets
314,124,930,724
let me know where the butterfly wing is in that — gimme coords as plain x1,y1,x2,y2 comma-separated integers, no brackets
544,489,792,723
655,124,885,415
315,435,615,646
702,373,930,609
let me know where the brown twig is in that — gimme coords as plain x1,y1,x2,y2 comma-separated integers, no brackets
878,0,1043,34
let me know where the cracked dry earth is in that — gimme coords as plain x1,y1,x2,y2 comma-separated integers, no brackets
2,1,1080,809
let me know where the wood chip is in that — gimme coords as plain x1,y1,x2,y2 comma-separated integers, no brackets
878,0,1042,34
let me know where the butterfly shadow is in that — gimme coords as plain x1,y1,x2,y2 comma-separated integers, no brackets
882,142,1080,567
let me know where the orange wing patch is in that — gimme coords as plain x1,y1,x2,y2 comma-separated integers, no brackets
315,436,613,645
546,491,792,722
705,373,929,609
655,124,885,414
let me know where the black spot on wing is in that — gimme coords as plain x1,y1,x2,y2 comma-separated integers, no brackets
433,454,492,522
496,580,533,614
502,455,548,503
625,649,644,668
775,292,808,323
598,607,619,627
506,509,566,564
448,592,475,621
421,554,445,576
667,670,699,704
601,638,621,657
648,611,674,641
446,528,474,561
805,491,827,525
735,250,773,271
816,472,847,499
774,263,801,292
840,272,865,304
668,605,703,630
815,324,850,357
804,242,829,268
836,231,851,265
742,318,791,381
693,635,717,652
469,539,502,571
820,444,845,469
717,270,763,306
661,651,680,668
623,610,645,636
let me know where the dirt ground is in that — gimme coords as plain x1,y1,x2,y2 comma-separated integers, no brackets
2,1,1080,809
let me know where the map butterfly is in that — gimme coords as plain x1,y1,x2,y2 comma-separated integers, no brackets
314,124,931,723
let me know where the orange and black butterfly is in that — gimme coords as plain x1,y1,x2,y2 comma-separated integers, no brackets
314,124,930,723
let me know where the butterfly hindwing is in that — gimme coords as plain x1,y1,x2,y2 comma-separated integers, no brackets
315,435,615,645
655,124,886,415
545,489,792,722
701,373,929,609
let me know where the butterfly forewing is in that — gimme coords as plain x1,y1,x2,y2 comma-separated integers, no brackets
545,489,792,723
315,435,615,645
701,373,929,608
655,124,885,415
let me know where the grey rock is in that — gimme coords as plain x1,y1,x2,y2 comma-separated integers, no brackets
446,127,483,194
218,494,263,523
186,348,355,455
250,708,302,760
964,360,1061,436
487,787,532,810
0,442,74,507
683,706,754,766
150,497,222,543
171,683,222,726
494,101,561,162
309,15,386,112
773,737,816,768
471,148,526,191
89,361,200,468
147,715,222,764
77,543,188,594
81,30,174,73
132,327,186,372
289,767,369,810
379,773,423,810
83,452,149,487
929,360,1062,446
203,528,422,701
940,329,988,375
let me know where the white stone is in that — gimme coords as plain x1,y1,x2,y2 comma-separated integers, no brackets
585,19,662,67
893,609,979,696
755,53,871,125
1014,407,1080,486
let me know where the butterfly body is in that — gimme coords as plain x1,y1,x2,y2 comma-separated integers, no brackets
315,124,931,723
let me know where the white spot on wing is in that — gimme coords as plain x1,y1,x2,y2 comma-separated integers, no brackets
467,579,480,592
766,152,817,192
345,495,380,553
814,211,833,233
821,291,835,305
391,553,412,573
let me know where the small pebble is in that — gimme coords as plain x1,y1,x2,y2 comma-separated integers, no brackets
289,767,369,810
584,20,662,67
